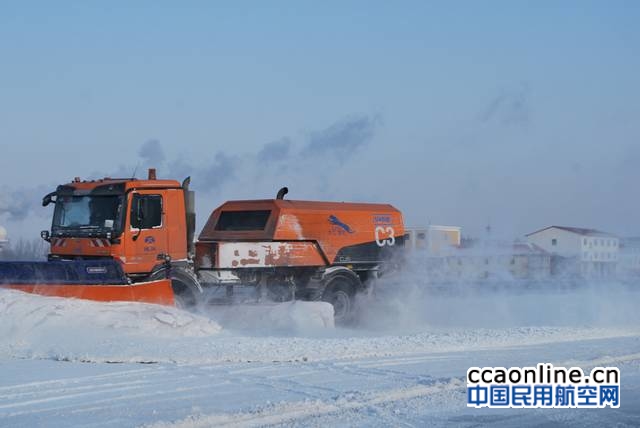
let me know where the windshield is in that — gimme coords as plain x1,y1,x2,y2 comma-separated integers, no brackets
52,195,124,233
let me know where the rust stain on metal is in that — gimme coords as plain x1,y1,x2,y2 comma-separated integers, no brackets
264,244,291,266
232,260,239,267
239,258,260,266
248,249,258,257
234,250,240,256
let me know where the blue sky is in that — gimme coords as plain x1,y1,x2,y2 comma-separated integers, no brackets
1,1,639,240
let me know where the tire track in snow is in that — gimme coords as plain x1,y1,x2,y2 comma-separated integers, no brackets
146,377,466,428
0,382,150,414
558,352,640,369
0,368,222,418
0,366,158,394
0,355,452,424
0,378,150,402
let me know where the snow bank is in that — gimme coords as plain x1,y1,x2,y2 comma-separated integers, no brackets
0,289,222,338
0,290,335,364
203,301,334,333
0,289,222,361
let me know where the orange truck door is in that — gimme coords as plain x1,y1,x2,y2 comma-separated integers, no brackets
126,191,168,274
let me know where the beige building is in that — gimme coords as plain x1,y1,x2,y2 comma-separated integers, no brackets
405,225,461,255
404,227,427,251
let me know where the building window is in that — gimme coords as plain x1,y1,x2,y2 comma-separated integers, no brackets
551,238,557,246
583,238,587,245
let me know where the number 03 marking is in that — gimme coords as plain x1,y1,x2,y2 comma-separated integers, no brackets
375,226,396,247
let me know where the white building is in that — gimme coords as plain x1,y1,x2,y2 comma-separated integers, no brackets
526,226,619,277
440,242,550,281
0,226,7,255
618,237,640,278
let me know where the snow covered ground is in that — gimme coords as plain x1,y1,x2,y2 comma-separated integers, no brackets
0,283,639,427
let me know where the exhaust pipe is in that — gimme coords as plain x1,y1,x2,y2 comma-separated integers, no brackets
276,187,288,200
182,177,196,257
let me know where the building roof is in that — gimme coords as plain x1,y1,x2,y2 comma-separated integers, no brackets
513,243,549,254
454,240,549,256
428,225,461,232
526,226,617,238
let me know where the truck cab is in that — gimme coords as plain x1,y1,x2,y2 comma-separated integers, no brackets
43,171,189,281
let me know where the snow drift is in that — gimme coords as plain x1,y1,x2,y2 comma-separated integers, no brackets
0,289,224,362
0,289,222,339
201,301,335,333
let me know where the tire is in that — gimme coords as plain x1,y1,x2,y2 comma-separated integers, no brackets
322,272,359,325
150,268,200,310
171,278,198,309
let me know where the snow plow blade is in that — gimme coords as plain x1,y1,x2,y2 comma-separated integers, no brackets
0,260,174,306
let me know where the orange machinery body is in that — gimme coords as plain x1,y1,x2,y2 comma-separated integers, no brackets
48,177,188,277
5,279,175,306
196,199,405,271
3,169,405,309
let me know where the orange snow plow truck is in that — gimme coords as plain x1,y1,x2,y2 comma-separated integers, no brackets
0,169,404,322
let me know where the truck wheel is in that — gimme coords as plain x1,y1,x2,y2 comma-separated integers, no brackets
171,279,198,309
150,268,200,310
322,273,359,325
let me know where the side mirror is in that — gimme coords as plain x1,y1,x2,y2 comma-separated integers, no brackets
42,192,56,207
41,230,51,242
